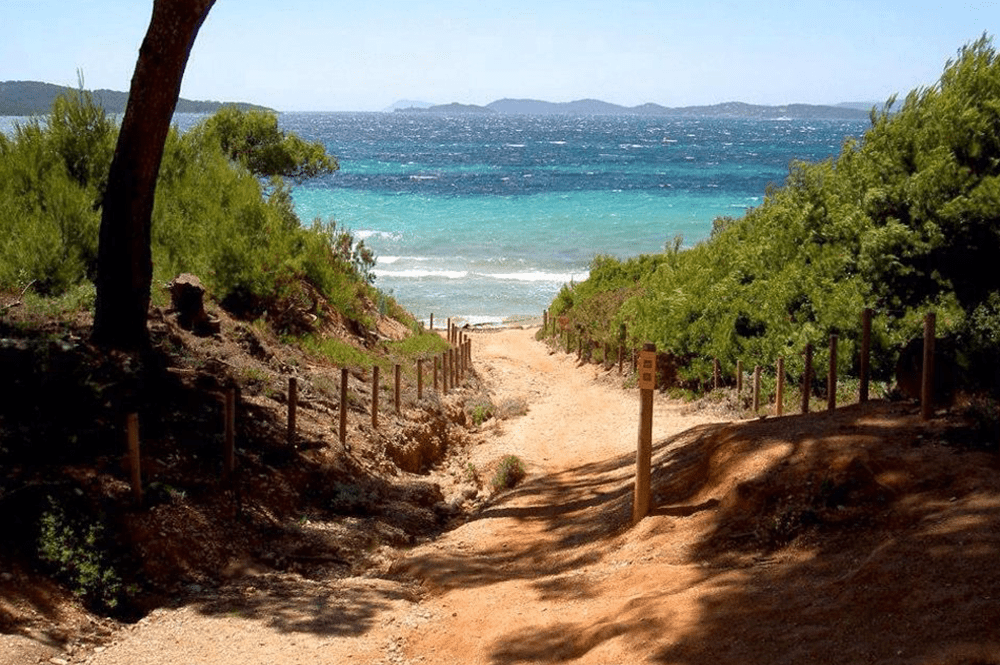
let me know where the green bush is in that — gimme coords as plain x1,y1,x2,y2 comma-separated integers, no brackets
490,455,526,492
37,496,124,611
550,36,1000,393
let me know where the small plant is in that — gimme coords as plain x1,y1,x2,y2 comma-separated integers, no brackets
490,455,526,492
37,496,123,610
468,400,494,426
496,397,529,420
463,462,481,487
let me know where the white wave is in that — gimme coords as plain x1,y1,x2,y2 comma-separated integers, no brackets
375,269,468,279
505,143,526,148
377,255,431,265
483,270,588,283
409,175,438,180
356,229,402,241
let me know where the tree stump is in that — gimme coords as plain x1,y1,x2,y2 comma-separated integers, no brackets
169,273,220,335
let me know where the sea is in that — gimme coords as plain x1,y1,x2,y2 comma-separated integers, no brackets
1,111,870,326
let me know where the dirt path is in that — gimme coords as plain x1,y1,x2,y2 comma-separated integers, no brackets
78,326,722,665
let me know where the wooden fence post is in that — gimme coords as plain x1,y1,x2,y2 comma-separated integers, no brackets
434,355,440,392
737,359,743,398
828,334,838,411
429,313,434,331
444,351,450,393
753,365,761,413
287,377,297,446
339,368,348,446
417,358,424,400
776,357,785,416
802,343,813,414
224,387,235,480
127,413,142,505
713,358,721,390
372,365,380,428
860,308,872,403
922,312,936,420
394,364,401,415
633,343,657,524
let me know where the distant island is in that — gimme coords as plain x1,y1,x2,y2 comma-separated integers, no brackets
394,97,879,120
0,81,272,116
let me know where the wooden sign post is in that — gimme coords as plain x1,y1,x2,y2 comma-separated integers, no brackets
633,343,657,524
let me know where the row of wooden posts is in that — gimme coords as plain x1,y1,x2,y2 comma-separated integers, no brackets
125,316,472,505
543,308,942,524
542,308,941,420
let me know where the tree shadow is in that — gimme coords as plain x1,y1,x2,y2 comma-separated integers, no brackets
483,401,1000,665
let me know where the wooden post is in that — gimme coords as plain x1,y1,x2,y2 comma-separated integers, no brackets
776,357,785,416
434,355,440,392
713,358,720,390
860,308,872,403
127,413,142,504
752,365,761,413
828,334,838,411
543,310,548,332
736,359,743,397
452,347,459,386
633,343,657,524
429,313,434,331
372,365,380,428
417,359,424,400
394,364,401,415
802,343,813,414
922,312,936,421
619,343,624,375
339,368,348,446
443,351,449,393
224,387,235,480
287,377,297,446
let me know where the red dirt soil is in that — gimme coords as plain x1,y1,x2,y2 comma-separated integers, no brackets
4,326,1000,665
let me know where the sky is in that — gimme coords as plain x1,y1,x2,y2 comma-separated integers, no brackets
2,0,999,112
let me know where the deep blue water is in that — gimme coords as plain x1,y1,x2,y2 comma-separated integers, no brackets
282,112,868,325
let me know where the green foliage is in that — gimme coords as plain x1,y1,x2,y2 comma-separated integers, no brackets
490,455,527,492
550,36,1000,392
0,92,382,339
296,334,376,368
37,497,124,611
189,107,338,182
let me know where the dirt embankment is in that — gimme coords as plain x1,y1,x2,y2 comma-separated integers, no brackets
5,325,1000,665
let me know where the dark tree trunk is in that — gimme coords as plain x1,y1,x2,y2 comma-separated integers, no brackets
92,0,215,349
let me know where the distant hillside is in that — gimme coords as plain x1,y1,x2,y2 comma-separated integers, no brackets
0,80,272,116
395,97,873,119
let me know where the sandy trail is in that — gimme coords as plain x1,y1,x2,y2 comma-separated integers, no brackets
85,326,723,665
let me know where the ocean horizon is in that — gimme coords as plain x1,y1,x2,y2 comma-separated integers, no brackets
282,112,870,326
0,111,871,325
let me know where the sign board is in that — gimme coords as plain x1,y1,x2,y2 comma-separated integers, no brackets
638,350,657,390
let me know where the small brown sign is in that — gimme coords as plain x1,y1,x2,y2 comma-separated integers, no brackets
638,350,657,390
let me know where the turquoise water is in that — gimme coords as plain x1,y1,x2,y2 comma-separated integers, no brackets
282,112,868,325
2,111,868,325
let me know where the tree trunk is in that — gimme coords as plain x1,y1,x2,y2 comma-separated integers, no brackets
92,0,215,349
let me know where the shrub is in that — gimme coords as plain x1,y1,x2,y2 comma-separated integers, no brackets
490,455,526,492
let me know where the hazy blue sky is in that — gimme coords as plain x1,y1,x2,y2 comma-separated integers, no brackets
2,0,998,111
